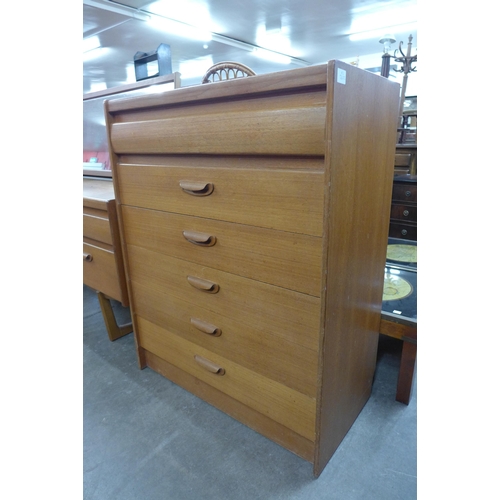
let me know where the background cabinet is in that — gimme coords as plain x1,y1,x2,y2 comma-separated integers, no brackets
389,174,417,241
394,144,417,176
83,178,131,340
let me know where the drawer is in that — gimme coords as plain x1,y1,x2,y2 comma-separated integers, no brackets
131,280,318,397
122,206,323,297
392,183,417,203
126,245,321,353
83,242,122,301
116,163,324,237
136,315,317,442
83,213,112,245
394,153,412,168
110,90,326,157
390,204,417,223
388,222,417,241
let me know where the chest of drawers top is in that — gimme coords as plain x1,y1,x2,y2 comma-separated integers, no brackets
105,61,401,477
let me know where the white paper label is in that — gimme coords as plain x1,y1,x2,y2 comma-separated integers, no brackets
337,68,346,85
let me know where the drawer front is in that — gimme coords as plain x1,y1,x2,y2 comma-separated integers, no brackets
388,222,417,241
131,280,318,397
83,214,112,245
116,164,324,236
110,90,326,157
390,204,417,223
122,206,323,297
127,245,321,352
392,183,417,203
137,315,317,442
83,243,121,300
394,153,412,167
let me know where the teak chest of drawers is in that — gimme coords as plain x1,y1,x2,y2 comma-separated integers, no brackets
105,61,400,476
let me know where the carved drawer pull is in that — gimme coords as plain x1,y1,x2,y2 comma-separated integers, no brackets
191,317,222,337
183,230,217,247
179,181,214,196
83,253,93,262
187,275,220,294
194,355,225,375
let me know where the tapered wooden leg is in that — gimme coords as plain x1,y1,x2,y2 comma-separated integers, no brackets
97,291,133,341
396,340,417,405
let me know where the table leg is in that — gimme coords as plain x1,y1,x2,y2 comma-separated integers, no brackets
396,340,417,405
97,291,133,341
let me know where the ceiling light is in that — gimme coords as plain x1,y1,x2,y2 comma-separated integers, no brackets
255,23,292,54
83,47,112,62
253,48,291,65
379,34,396,53
179,55,214,79
89,81,108,94
83,0,150,21
349,22,417,41
148,15,212,42
83,35,100,53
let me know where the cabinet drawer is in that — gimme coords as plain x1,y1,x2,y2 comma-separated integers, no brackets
392,183,417,203
110,90,326,157
83,214,112,245
388,222,417,241
127,245,321,352
122,206,322,297
390,204,417,222
131,280,318,397
116,164,324,236
137,315,317,442
83,242,121,301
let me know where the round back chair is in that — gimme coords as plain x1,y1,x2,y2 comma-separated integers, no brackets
201,61,256,83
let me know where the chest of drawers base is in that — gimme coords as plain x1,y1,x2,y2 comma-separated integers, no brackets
145,348,316,461
106,61,400,476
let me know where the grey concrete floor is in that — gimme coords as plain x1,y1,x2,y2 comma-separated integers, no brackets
83,285,416,499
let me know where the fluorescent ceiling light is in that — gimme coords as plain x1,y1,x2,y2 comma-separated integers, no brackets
148,15,212,42
147,0,220,32
349,22,417,41
141,82,176,94
253,48,291,65
255,23,292,54
83,35,100,53
83,47,111,62
89,82,108,94
83,0,150,21
179,55,214,79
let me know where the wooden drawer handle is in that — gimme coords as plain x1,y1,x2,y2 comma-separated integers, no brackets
191,317,222,337
179,181,214,196
183,230,217,247
194,355,225,375
187,275,220,294
83,253,93,262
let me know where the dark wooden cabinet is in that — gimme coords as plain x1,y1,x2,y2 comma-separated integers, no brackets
389,174,417,241
394,144,417,176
